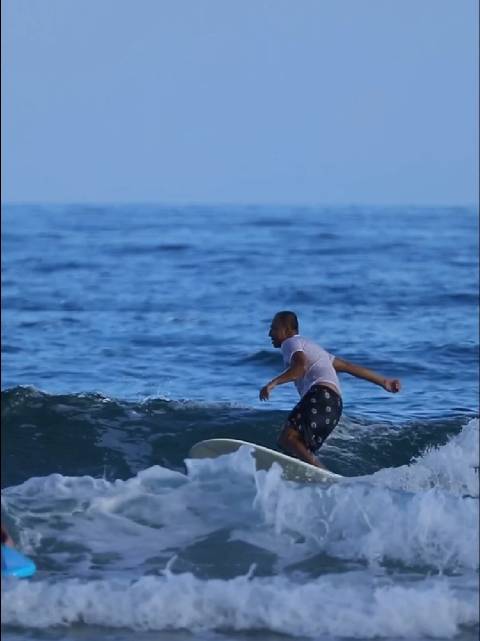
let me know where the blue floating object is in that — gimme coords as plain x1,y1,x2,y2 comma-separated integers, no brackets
1,545,36,578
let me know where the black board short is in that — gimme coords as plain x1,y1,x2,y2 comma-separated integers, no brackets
287,384,343,452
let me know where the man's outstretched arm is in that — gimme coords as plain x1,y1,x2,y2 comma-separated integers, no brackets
333,357,401,393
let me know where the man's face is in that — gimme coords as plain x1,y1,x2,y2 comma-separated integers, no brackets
268,317,287,348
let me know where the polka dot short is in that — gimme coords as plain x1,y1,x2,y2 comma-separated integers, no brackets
286,384,342,452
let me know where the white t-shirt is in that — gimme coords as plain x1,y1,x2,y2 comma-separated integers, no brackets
280,335,341,399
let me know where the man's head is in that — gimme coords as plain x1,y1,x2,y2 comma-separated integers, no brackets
268,311,299,348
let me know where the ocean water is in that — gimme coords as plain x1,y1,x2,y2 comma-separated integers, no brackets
1,204,479,641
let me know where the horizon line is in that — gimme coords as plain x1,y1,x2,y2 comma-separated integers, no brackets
1,200,478,210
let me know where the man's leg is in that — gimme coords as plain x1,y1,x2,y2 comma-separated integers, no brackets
278,424,326,469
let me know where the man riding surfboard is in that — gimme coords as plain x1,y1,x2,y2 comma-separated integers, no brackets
259,311,401,468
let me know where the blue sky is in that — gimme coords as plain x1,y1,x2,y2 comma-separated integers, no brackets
1,0,478,206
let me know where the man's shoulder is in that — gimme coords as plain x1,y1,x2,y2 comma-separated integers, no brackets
295,335,319,348
282,334,303,349
299,336,328,354
280,335,300,357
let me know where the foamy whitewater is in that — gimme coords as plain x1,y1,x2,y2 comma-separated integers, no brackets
2,205,479,641
2,418,478,639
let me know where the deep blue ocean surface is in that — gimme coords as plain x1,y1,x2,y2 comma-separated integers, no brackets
1,204,479,641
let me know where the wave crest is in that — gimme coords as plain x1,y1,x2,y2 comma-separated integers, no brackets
2,571,477,637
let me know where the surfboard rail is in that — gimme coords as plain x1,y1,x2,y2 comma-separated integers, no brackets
188,438,342,484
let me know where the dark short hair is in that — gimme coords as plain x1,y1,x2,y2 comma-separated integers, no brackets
274,311,299,332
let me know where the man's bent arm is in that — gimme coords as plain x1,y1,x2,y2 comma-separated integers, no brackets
271,351,307,387
259,352,307,400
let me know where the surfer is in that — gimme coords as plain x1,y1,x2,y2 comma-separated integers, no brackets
1,523,14,547
259,311,401,468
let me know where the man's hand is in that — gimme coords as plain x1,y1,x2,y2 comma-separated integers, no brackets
259,382,276,401
383,379,401,393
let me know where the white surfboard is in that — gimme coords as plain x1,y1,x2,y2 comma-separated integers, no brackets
188,438,342,484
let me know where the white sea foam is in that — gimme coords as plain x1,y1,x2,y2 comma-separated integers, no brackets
371,418,479,496
2,571,477,638
2,420,478,577
250,419,479,570
2,459,259,576
251,467,478,571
